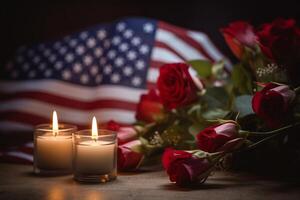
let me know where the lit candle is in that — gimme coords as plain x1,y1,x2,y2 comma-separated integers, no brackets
73,117,117,183
34,111,77,175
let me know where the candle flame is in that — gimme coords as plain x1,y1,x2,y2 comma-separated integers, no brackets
92,116,98,140
52,110,59,136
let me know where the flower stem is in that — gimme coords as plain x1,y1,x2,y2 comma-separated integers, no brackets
246,122,300,150
240,122,300,136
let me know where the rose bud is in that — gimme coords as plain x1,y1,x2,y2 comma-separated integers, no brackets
221,21,257,59
104,120,121,131
196,122,239,153
118,140,144,171
136,89,164,123
252,83,296,128
157,63,200,110
162,148,215,186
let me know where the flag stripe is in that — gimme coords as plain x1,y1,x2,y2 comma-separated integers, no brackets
0,91,137,111
158,22,214,62
0,100,136,124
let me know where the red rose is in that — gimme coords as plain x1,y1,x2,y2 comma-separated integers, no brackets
162,148,214,186
221,21,257,59
104,120,138,145
256,18,300,86
157,63,199,110
196,122,239,153
104,120,121,131
118,140,144,171
252,83,296,128
162,148,193,170
136,89,164,122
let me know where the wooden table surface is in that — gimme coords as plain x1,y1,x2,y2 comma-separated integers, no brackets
0,163,300,200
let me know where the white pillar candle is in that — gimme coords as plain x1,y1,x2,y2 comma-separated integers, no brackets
75,140,115,173
36,134,73,170
34,111,77,174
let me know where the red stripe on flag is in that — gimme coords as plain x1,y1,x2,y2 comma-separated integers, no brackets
158,21,214,62
0,92,137,111
154,41,186,61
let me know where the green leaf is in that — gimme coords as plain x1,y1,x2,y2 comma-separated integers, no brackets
203,87,229,108
188,60,212,78
234,95,254,118
202,108,229,120
212,60,225,76
232,64,253,94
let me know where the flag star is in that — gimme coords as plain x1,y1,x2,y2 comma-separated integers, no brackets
83,55,93,66
135,60,146,70
112,36,121,45
95,74,103,83
33,56,41,64
111,73,121,83
76,45,85,55
49,54,57,63
143,23,154,33
100,57,107,65
54,42,61,49
65,53,74,63
103,39,111,48
114,57,124,67
87,37,96,48
16,56,24,63
22,63,30,71
139,45,149,54
62,70,72,80
94,48,103,57
123,66,133,76
43,49,51,57
126,50,137,60
59,47,67,55
123,29,133,38
90,65,99,76
38,63,47,71
131,37,141,46
69,39,78,47
116,22,126,32
107,50,117,59
80,74,89,84
54,61,63,70
97,29,107,40
119,43,129,52
44,69,52,77
80,32,88,40
132,76,142,86
104,65,112,74
73,63,82,73
28,70,36,78
11,70,19,78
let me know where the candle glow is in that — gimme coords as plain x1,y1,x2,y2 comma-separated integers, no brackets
92,116,98,140
52,110,59,136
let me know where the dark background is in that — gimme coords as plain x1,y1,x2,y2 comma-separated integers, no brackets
1,0,300,66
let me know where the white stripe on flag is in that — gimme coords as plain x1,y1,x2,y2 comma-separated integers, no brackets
0,100,136,124
6,151,33,162
0,121,34,131
187,31,232,69
156,29,206,60
151,47,183,63
0,80,146,103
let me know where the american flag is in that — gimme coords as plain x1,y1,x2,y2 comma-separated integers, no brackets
0,17,231,163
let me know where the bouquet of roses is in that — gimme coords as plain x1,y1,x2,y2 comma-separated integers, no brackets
108,18,300,187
